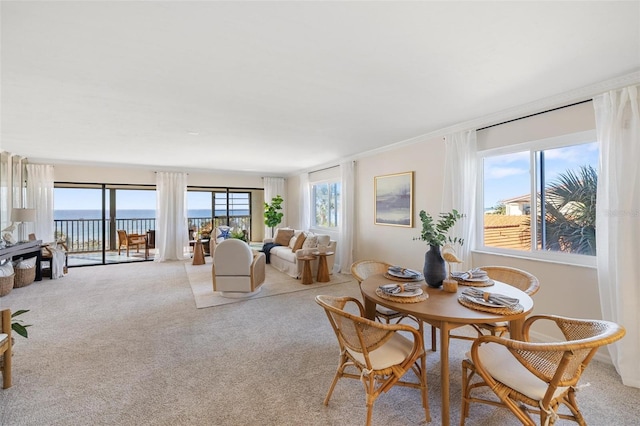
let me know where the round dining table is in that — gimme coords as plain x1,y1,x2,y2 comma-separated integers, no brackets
360,274,534,426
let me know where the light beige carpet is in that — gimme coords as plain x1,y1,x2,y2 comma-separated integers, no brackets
185,257,353,308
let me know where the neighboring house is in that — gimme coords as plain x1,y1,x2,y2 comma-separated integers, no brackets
500,194,531,216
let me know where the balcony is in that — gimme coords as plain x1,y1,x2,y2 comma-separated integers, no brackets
54,216,252,266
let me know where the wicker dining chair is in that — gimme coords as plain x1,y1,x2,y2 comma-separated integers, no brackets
461,314,625,426
0,309,12,389
315,295,430,426
469,266,540,338
351,260,436,351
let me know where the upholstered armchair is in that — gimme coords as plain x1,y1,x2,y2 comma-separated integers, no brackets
212,239,265,296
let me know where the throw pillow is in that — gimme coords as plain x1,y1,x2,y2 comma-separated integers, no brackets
15,256,37,269
0,261,13,277
288,231,303,249
275,229,295,246
292,233,307,251
302,234,318,249
217,227,231,240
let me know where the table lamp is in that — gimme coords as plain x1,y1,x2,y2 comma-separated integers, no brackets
11,208,36,243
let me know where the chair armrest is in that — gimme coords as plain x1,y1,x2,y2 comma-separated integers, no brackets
264,238,274,244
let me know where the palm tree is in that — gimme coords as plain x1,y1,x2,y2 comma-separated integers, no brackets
541,165,597,255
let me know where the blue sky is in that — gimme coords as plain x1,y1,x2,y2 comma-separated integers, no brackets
483,142,599,209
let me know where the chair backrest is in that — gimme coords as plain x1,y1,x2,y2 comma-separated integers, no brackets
480,266,540,296
350,260,392,284
517,315,625,386
315,295,403,360
213,239,253,276
117,230,127,245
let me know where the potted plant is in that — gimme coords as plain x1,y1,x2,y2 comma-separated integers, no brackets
264,195,284,238
416,209,463,287
230,229,248,242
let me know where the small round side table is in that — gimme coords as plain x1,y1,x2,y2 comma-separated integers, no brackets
316,251,335,283
299,255,316,285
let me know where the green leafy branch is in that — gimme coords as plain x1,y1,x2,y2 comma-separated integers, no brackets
417,209,464,247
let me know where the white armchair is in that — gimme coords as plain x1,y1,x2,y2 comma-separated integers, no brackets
212,239,266,297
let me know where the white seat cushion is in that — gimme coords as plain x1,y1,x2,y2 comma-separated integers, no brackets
0,333,7,344
347,332,415,370
376,305,400,316
476,343,568,401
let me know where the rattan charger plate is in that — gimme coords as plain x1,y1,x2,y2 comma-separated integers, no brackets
458,293,523,314
375,287,429,303
455,278,495,287
383,272,424,282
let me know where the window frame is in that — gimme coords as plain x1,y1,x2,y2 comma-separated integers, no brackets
475,129,598,267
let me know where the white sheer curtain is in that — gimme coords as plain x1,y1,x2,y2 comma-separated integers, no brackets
25,164,55,243
155,172,188,262
263,177,285,238
594,84,640,388
338,161,355,274
299,173,310,231
441,130,477,272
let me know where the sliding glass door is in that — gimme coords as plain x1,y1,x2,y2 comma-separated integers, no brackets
54,183,156,267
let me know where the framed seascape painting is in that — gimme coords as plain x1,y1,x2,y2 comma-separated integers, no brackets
374,171,413,227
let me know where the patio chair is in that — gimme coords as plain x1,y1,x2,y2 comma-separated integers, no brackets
315,295,430,426
351,260,436,351
461,314,625,425
117,230,146,256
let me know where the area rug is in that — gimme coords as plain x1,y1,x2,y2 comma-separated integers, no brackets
185,258,354,308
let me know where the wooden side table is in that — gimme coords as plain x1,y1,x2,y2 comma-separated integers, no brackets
192,240,205,265
299,255,316,285
316,251,335,283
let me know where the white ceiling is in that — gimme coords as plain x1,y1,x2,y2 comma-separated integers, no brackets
2,1,639,176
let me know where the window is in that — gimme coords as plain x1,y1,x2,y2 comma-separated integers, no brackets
187,189,254,238
312,181,340,228
479,130,598,264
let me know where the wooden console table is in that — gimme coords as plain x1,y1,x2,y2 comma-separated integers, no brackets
0,239,43,281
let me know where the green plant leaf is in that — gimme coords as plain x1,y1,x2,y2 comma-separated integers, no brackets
11,309,30,318
12,322,29,338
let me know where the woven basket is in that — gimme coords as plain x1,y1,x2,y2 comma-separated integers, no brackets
14,267,36,288
0,274,14,296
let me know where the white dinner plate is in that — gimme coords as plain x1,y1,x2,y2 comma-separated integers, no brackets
387,269,423,279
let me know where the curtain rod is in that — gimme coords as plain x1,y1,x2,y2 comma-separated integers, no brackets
476,99,592,132
309,164,340,174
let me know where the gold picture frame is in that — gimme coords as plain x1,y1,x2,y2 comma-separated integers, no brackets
374,171,413,227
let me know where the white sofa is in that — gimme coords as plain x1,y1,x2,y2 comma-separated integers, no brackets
263,228,337,279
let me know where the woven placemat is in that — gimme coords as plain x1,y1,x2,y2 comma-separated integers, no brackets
375,288,429,303
383,272,424,282
458,294,523,314
455,278,495,287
